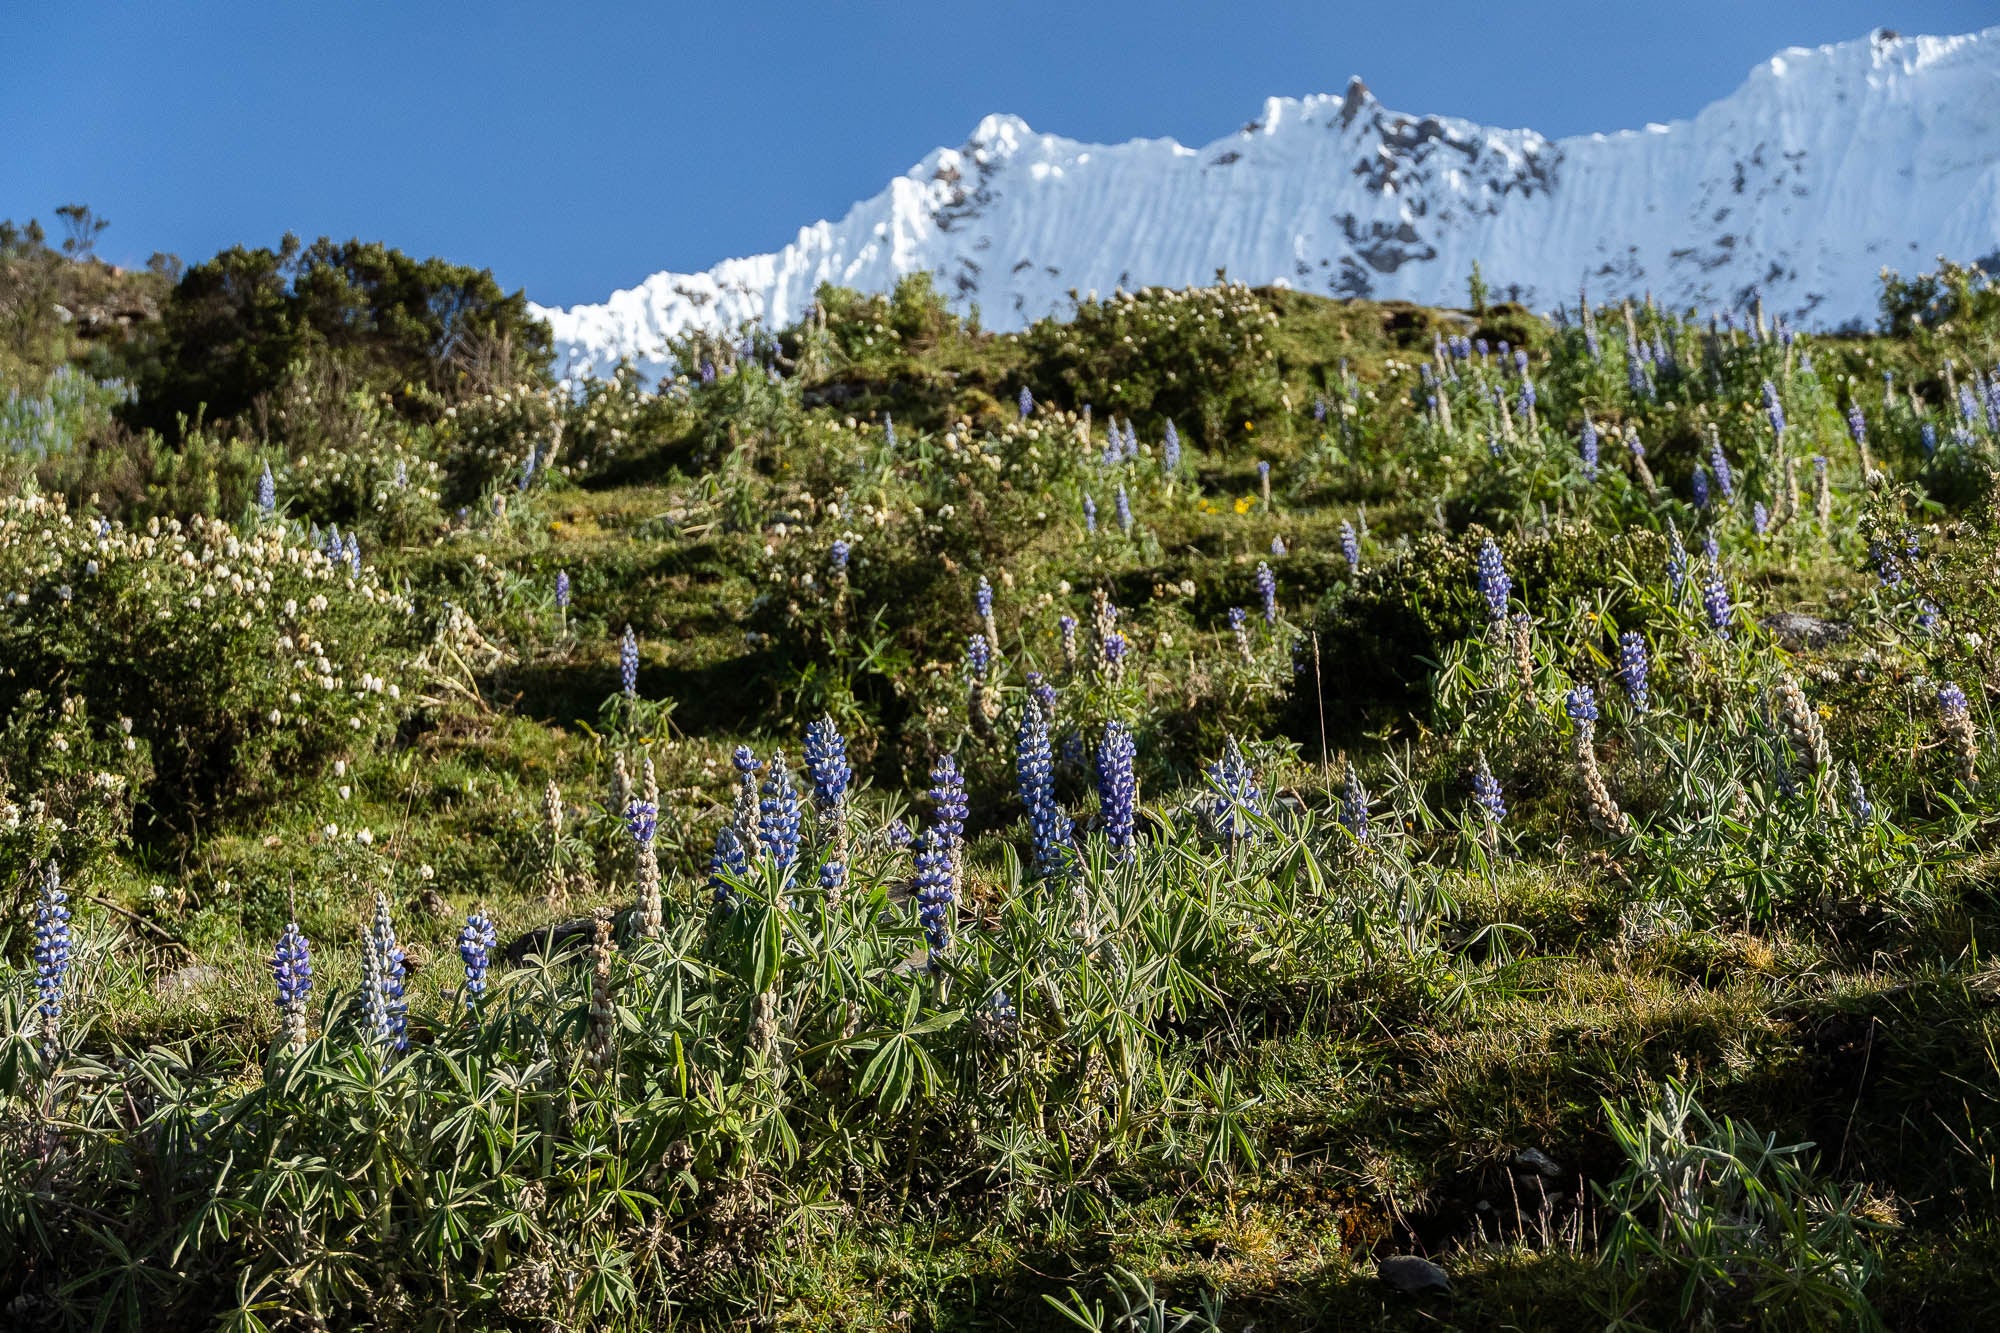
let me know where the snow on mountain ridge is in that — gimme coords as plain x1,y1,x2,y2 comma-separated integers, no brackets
537,26,2000,383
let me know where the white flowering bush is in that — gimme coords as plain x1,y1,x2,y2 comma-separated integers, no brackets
0,497,415,830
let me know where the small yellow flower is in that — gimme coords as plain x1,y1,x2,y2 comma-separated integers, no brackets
1243,421,1255,432
1818,704,1833,719
1233,497,1254,515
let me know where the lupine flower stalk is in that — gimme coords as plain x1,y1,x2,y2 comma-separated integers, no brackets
619,625,639,699
1205,737,1262,849
1566,687,1631,835
1476,538,1511,624
1340,519,1361,571
272,921,312,1050
1773,675,1830,778
1510,612,1536,693
1938,682,1979,787
1470,753,1506,854
628,760,662,937
34,861,71,1062
1617,631,1650,711
586,907,615,1071
458,913,497,1005
1624,426,1656,497
708,826,750,912
929,754,968,889
758,751,803,876
1255,562,1278,625
363,893,408,1052
731,746,762,851
1017,701,1072,879
804,715,853,862
913,830,954,971
1340,760,1370,843
1095,721,1137,859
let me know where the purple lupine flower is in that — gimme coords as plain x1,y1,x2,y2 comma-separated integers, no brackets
1921,422,1937,457
1162,418,1181,471
1101,426,1122,467
1666,520,1689,599
458,913,497,1003
1205,737,1263,846
1752,502,1769,536
1762,380,1785,437
555,570,570,609
884,818,913,849
758,751,803,873
363,893,408,1052
1255,561,1278,625
1340,761,1370,842
1691,464,1710,509
1846,764,1874,826
1095,721,1137,858
272,920,311,1046
33,862,70,1060
1701,567,1733,638
1476,538,1511,623
1565,686,1600,725
1017,700,1072,878
830,540,851,575
1702,531,1720,563
1058,614,1078,665
1617,631,1649,710
1270,535,1286,557
1470,754,1506,824
803,716,851,813
624,793,659,845
1313,396,1327,422
620,625,639,698
913,830,954,970
883,414,897,451
1101,630,1128,670
256,462,276,513
1847,403,1867,448
1123,419,1139,461
1017,385,1033,420
1939,681,1970,723
708,825,749,910
1115,485,1133,534
1340,520,1360,571
964,633,992,678
1709,440,1733,502
1083,495,1097,533
819,859,846,895
929,755,967,859
974,575,993,620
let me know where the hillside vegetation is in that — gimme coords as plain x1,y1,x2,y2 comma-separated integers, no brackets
3,227,2000,1331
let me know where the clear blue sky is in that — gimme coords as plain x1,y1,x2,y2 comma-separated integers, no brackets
4,1,1992,308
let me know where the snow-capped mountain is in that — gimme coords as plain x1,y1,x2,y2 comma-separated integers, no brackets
538,26,2000,383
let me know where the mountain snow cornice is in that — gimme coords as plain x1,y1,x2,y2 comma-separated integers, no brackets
538,25,2000,382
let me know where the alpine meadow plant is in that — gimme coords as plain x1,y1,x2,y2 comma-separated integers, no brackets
33,860,72,1062
457,913,496,1004
271,921,312,1051
1095,720,1137,858
1017,700,1072,879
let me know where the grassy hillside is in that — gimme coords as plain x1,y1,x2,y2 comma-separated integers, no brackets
2,253,2000,1331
